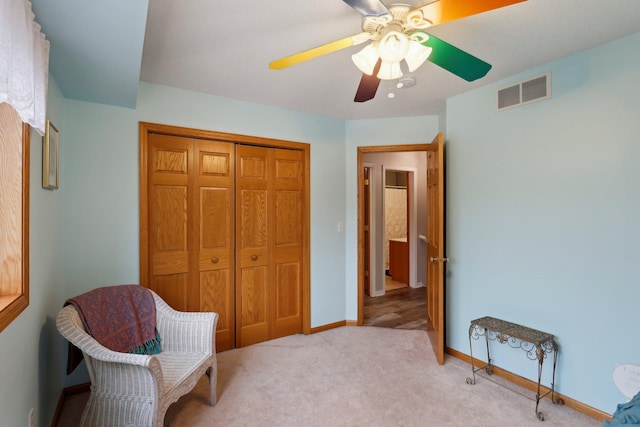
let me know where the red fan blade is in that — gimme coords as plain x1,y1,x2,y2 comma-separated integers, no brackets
354,59,382,103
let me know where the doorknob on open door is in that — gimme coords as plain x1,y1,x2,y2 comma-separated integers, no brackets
430,257,449,263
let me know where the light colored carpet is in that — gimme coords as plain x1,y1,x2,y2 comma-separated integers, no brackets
166,327,600,426
59,326,602,426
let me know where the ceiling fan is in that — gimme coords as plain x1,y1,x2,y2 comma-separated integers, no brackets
269,0,525,102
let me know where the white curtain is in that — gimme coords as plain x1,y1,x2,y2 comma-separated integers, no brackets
0,0,50,134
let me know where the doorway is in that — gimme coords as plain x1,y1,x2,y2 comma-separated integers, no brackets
357,136,447,364
361,150,426,328
385,169,410,292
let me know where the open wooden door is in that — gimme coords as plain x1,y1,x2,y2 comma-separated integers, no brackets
426,133,446,365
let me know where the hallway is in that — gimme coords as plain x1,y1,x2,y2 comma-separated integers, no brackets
363,286,427,330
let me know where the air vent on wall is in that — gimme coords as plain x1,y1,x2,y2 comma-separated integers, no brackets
496,72,551,111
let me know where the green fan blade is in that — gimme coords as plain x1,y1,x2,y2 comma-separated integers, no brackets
417,33,492,82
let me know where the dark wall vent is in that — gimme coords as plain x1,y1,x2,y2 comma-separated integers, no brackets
496,73,551,111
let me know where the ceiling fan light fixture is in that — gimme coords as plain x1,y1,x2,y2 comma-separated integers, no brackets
405,40,432,72
377,31,409,63
352,43,380,75
377,60,402,80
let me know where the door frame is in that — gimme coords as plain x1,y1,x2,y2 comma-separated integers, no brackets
357,144,430,325
363,163,379,297
139,121,312,336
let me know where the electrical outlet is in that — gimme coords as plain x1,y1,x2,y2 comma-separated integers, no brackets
28,408,35,427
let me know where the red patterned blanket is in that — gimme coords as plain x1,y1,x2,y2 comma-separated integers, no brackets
65,284,161,373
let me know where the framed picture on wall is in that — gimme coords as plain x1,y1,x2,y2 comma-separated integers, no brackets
43,119,59,190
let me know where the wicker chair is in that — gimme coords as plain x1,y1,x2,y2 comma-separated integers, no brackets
56,289,218,427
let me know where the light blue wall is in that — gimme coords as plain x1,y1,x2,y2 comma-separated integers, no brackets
5,31,638,426
445,32,640,413
344,116,441,320
61,82,347,347
0,76,67,427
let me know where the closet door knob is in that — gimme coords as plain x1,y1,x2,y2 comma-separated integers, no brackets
211,257,219,264
251,255,258,261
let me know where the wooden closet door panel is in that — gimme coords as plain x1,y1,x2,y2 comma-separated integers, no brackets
196,141,235,352
238,265,269,345
148,134,193,311
271,149,303,338
273,262,301,337
236,145,270,347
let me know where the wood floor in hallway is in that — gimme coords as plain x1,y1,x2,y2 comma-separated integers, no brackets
364,285,427,331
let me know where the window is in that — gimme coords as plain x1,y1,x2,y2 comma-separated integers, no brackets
0,102,30,332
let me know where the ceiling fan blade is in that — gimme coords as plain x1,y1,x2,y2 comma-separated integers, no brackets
270,33,372,70
415,0,526,26
343,0,390,17
419,33,491,81
354,59,382,102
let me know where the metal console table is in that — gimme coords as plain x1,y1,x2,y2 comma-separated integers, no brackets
466,316,564,421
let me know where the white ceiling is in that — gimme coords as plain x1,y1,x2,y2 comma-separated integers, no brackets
32,0,640,120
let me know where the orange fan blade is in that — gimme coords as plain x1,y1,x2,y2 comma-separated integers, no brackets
415,0,526,27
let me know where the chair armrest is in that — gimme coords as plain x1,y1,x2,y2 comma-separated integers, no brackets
151,291,219,354
86,350,163,402
56,305,164,391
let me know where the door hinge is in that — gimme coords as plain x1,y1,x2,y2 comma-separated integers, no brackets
364,178,369,185
364,225,369,232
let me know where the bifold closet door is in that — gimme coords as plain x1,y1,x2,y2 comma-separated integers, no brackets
146,134,192,311
194,140,235,352
146,134,236,352
235,145,303,347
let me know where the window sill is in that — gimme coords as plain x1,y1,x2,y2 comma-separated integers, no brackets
0,294,28,332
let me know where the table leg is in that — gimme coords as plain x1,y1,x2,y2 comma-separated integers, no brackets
551,343,564,406
485,329,492,375
466,324,476,385
535,345,545,421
